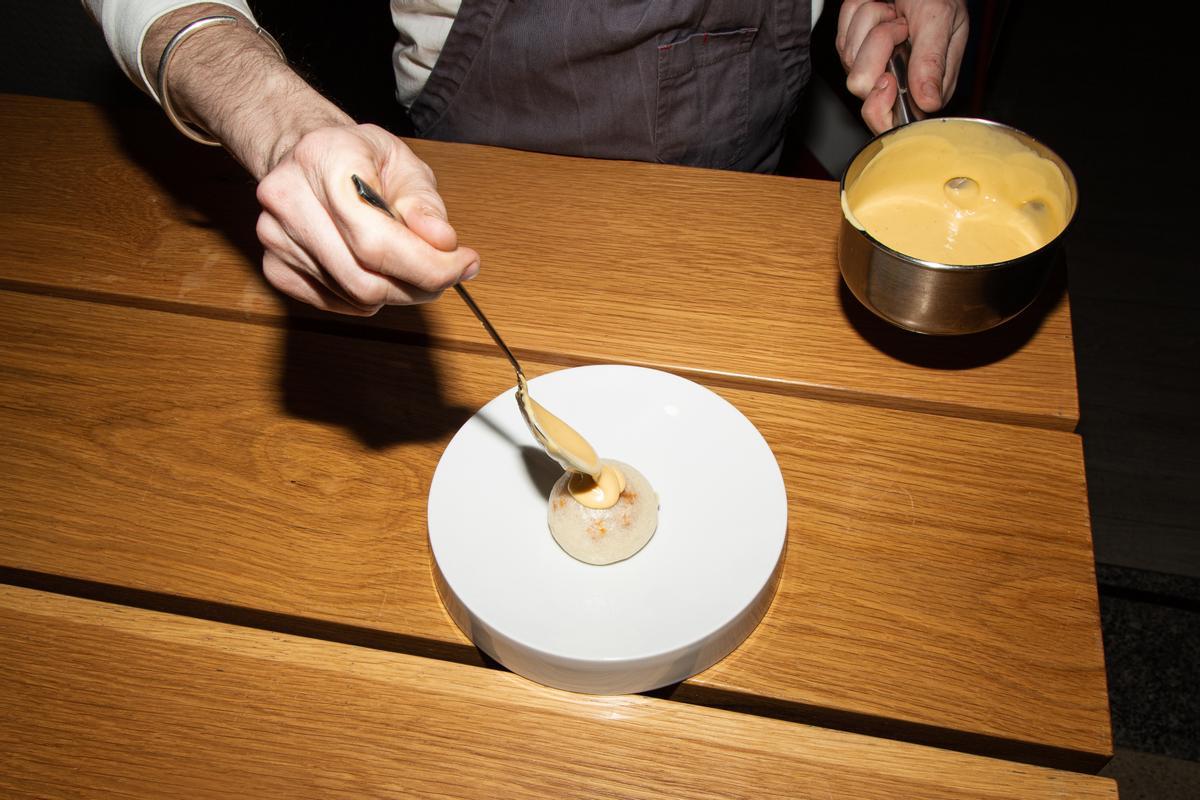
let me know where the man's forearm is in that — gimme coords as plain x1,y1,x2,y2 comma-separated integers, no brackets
143,3,353,178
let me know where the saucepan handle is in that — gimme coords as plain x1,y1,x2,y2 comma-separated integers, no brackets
888,40,922,127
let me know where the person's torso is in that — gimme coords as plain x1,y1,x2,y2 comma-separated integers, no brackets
401,0,815,172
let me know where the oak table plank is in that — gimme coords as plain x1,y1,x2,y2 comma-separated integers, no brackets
0,585,1117,800
0,289,1109,768
0,93,1079,430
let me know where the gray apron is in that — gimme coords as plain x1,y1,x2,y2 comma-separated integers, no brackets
408,0,812,173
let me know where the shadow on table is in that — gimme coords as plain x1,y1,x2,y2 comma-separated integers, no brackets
99,101,263,267
836,250,1069,369
278,307,472,449
645,678,1107,772
97,103,468,449
0,563,491,668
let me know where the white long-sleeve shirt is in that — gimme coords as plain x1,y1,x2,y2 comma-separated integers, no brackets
84,0,254,103
85,1,821,109
83,0,462,107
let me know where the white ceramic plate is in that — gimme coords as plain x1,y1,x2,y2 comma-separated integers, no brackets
428,365,786,694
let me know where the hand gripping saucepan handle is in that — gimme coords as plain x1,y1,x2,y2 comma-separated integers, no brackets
887,41,923,127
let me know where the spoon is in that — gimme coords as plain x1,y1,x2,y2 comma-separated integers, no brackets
350,175,600,477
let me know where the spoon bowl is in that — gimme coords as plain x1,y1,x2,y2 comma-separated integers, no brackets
352,174,591,468
515,375,602,477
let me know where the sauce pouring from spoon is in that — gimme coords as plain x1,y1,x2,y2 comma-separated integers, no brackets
351,175,623,506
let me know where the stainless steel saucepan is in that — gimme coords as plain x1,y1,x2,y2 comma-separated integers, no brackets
836,47,1079,336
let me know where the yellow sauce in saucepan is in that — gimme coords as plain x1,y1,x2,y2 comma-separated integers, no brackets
843,119,1070,265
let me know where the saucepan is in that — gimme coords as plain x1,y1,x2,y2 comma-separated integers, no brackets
837,47,1079,335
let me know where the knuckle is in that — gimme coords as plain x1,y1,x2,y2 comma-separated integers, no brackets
397,159,437,191
846,73,871,99
388,141,437,186
416,160,437,188
341,272,389,308
359,123,404,157
261,255,291,288
291,136,320,165
405,190,446,218
346,223,387,266
918,50,948,75
865,24,893,48
358,123,390,143
862,105,886,136
256,175,287,211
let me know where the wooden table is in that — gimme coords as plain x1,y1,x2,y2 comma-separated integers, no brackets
0,94,1115,797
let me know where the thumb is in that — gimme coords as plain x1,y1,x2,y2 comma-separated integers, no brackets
906,17,953,112
909,57,946,112
370,133,461,252
397,193,460,253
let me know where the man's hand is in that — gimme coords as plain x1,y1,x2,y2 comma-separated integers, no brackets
255,124,479,315
143,3,478,315
836,0,969,134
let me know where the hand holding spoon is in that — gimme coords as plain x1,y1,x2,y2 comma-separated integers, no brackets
350,175,601,479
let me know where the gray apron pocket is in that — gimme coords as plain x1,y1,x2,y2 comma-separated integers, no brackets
408,0,505,136
655,27,758,169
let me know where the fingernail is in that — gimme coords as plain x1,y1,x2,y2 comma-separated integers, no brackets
875,75,889,92
460,261,480,281
421,205,447,221
923,81,941,103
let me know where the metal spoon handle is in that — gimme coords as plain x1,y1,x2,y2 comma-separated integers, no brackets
887,41,922,127
452,282,524,377
350,174,524,378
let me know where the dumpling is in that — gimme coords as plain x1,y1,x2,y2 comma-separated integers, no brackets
548,460,658,565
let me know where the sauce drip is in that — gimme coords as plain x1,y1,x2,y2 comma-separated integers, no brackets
518,379,626,510
519,381,600,476
567,463,627,509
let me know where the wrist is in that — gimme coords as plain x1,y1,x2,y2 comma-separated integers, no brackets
208,62,353,178
145,5,354,178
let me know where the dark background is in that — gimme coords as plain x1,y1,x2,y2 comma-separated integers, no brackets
4,1,1198,793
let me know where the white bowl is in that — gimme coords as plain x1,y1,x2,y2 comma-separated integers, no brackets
428,365,787,694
